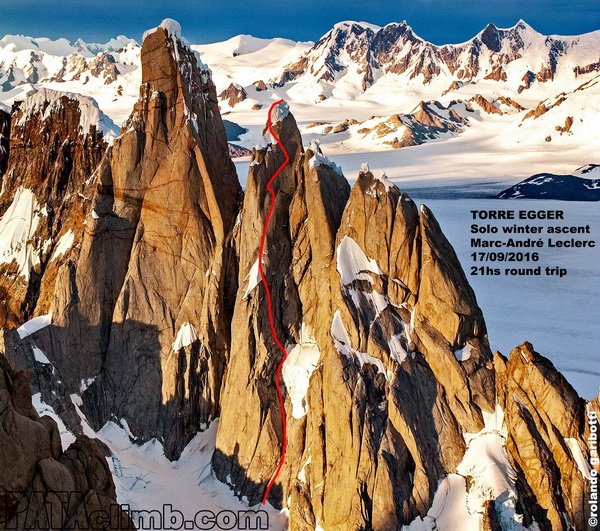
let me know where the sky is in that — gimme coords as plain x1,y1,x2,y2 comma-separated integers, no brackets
0,0,599,45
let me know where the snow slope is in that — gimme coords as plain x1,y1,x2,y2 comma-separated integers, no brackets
31,393,289,530
404,407,527,530
0,187,44,279
193,35,311,92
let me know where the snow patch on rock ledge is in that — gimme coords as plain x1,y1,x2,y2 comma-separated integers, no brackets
32,393,76,451
375,171,394,192
172,322,198,351
32,346,52,365
282,324,321,419
142,19,208,72
50,229,75,261
454,343,473,362
336,235,382,285
331,310,388,378
242,257,263,300
564,437,592,479
308,139,343,175
17,313,52,339
0,187,43,279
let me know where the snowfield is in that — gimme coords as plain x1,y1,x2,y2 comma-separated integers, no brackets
31,393,289,530
0,187,43,279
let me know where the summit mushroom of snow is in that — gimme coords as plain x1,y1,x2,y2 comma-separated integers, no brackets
270,100,290,123
142,18,183,42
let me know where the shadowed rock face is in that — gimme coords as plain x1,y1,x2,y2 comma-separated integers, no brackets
0,354,133,530
0,91,108,331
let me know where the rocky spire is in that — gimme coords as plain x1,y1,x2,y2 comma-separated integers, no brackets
5,20,242,458
76,21,241,458
213,106,351,505
494,343,590,529
213,112,496,527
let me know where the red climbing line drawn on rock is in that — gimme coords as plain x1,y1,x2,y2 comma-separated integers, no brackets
260,99,291,505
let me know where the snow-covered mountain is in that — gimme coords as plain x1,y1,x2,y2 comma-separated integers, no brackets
1,20,599,181
270,20,600,101
497,163,600,200
0,34,141,123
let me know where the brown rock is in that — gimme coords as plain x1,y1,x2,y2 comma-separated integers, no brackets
470,94,502,114
0,354,133,530
6,23,242,460
215,142,496,529
524,102,549,120
556,116,573,134
214,107,351,508
0,89,109,329
518,70,536,93
497,96,525,111
574,59,600,77
218,83,247,106
254,80,268,91
495,343,589,530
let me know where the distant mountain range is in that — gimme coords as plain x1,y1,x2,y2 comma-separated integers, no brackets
1,20,599,184
271,20,600,98
2,20,599,112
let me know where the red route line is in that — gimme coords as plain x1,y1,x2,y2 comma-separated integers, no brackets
260,99,291,505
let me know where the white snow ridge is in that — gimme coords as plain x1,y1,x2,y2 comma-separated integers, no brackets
142,18,183,43
308,139,343,175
